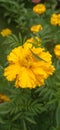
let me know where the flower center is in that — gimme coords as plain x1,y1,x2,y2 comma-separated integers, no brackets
20,56,32,69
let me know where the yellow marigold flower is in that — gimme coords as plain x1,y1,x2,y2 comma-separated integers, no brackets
0,94,10,103
58,14,60,26
33,4,46,14
30,24,43,32
50,13,60,26
54,44,60,59
1,28,12,37
4,43,55,89
24,37,41,46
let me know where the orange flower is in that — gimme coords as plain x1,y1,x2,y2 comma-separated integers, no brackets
0,94,10,103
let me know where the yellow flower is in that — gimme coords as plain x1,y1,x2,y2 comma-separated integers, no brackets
30,24,43,32
24,37,41,46
54,44,60,59
0,94,10,103
50,14,60,26
58,14,60,26
50,14,58,25
4,43,55,89
33,4,46,14
0,28,12,37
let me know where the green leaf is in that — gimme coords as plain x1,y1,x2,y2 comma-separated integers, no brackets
0,117,5,124
0,65,4,75
25,117,36,124
0,102,10,114
56,105,60,127
12,113,22,121
22,120,27,130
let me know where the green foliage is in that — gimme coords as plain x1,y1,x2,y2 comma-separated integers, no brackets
0,0,59,35
0,0,60,130
0,0,33,34
56,105,60,128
